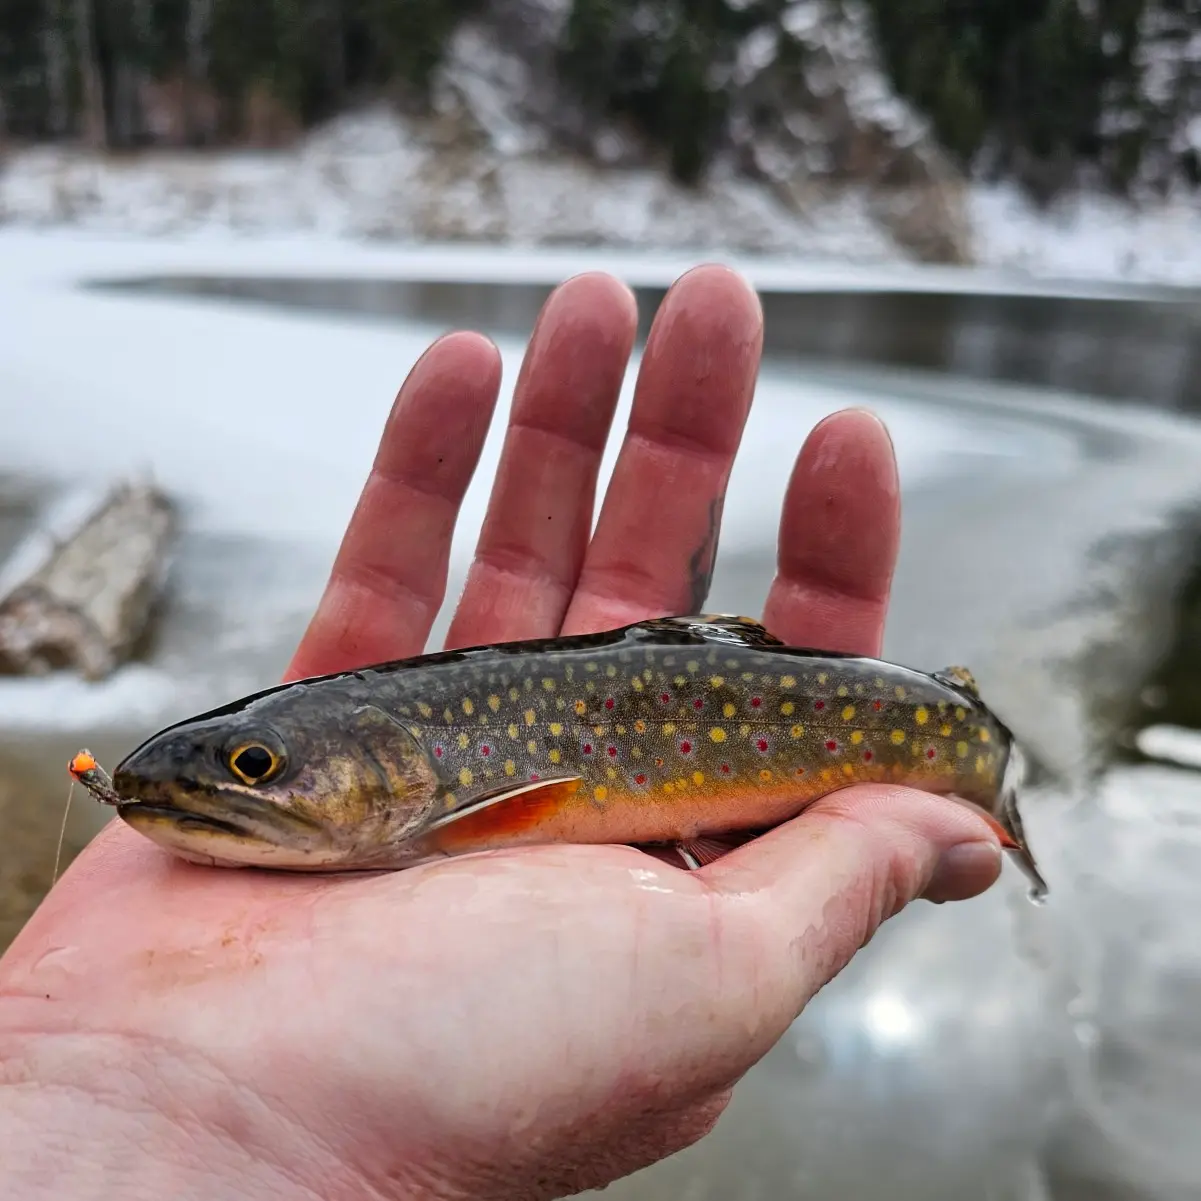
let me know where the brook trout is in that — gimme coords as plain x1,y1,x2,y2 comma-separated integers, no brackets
75,615,1046,896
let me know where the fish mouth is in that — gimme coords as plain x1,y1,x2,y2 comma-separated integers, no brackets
116,802,249,838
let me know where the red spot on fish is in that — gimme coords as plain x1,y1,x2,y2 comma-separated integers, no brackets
635,773,647,785
926,747,936,759
529,772,541,782
795,766,807,777
434,746,444,758
480,745,491,757
693,698,704,710
750,696,762,708
680,740,693,755
604,697,615,710
660,692,671,704
655,757,664,767
607,745,618,758
872,700,883,711
826,739,838,752
756,738,769,753
814,700,826,711
582,743,593,755
720,763,731,774
863,750,874,763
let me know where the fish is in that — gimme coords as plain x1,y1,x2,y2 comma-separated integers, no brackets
71,614,1047,897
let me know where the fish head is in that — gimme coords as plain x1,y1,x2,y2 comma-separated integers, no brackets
111,680,442,870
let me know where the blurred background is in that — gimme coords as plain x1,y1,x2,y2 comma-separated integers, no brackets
4,2,1201,1198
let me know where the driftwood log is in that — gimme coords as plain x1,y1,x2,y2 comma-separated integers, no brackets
0,481,176,680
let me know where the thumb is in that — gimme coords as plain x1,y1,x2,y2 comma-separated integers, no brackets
702,785,1003,1041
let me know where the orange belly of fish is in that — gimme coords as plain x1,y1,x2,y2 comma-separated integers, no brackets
415,762,971,859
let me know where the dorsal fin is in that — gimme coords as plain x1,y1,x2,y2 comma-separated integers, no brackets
636,614,785,649
933,665,981,697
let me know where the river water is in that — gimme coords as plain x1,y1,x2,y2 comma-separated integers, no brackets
3,235,1201,1198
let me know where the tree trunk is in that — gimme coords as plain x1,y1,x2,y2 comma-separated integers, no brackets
0,482,177,681
74,0,107,148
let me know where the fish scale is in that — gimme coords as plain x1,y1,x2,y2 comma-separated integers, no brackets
86,614,1045,897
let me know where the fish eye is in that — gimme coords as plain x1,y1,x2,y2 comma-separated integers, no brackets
228,743,282,786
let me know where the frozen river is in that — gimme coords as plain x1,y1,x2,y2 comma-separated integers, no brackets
3,229,1201,1199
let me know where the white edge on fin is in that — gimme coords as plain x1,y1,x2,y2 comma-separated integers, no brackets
422,775,584,833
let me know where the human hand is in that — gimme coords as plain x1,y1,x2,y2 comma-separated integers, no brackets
0,267,1003,1201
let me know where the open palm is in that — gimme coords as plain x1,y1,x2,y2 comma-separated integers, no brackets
0,268,1003,1201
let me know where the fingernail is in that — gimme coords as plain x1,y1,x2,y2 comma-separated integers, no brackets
924,840,1003,904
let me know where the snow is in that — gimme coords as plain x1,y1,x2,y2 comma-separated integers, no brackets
6,107,1201,284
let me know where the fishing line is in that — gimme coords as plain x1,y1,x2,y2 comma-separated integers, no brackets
52,779,76,888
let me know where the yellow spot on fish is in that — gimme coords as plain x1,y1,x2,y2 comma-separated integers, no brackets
555,698,565,711
723,702,737,718
781,701,795,716
895,686,907,700
915,706,929,726
940,723,953,737
548,749,561,765
542,678,555,692
740,723,751,736
509,687,520,701
524,709,536,727
693,771,705,786
821,767,836,783
586,662,598,673
606,665,618,677
710,675,725,688
891,729,906,745
674,675,686,687
527,740,538,755
487,695,501,713
709,727,727,743
687,660,699,673
837,685,849,697
976,755,987,774
594,786,608,802
742,672,754,682
574,700,587,715
549,722,563,737
459,768,473,787
417,702,432,718
790,724,805,739
875,676,885,687
978,728,991,743
631,677,643,691
663,722,677,735
443,708,454,723
842,763,856,778
593,724,605,736
643,668,654,682
957,741,969,758
607,767,618,781
781,675,797,689
842,704,856,721
508,723,519,739
462,698,474,716
634,719,647,734
631,746,642,758
817,673,828,685
663,782,675,795
759,769,773,782
850,730,864,745
457,733,470,750
524,678,534,691
504,760,515,777
956,707,967,721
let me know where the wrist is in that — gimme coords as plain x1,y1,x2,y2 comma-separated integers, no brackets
0,1027,391,1201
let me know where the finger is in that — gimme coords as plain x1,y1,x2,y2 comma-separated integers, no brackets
287,333,502,680
762,408,900,657
703,785,1003,1037
445,274,638,648
561,265,763,634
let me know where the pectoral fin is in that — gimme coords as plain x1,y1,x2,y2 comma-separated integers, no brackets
419,776,584,854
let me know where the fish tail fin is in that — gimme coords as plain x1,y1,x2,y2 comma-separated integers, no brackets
995,742,1049,902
